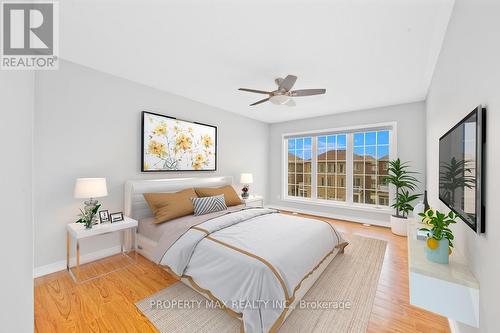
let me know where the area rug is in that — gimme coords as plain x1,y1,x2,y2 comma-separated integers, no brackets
136,235,387,333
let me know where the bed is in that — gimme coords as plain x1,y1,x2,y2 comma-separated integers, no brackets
125,176,347,333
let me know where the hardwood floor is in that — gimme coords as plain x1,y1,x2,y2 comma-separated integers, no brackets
35,213,450,333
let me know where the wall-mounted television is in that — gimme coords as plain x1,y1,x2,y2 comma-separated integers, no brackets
439,106,486,233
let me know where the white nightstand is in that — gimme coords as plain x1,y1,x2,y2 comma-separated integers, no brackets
240,195,264,207
66,216,138,283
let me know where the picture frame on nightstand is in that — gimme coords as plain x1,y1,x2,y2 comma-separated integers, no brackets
99,210,110,223
110,212,124,223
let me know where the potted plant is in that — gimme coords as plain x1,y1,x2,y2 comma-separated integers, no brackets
241,185,249,199
384,159,421,236
419,208,457,264
76,204,101,229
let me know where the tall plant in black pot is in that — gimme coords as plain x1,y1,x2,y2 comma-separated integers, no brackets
384,158,421,236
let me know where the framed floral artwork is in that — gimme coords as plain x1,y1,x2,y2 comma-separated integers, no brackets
141,111,217,172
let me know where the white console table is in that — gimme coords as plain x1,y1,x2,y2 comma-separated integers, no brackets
66,217,138,283
407,220,479,327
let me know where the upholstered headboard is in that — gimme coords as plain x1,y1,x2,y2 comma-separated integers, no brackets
124,176,233,221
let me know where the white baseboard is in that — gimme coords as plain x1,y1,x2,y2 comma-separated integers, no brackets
266,204,390,227
448,319,460,333
34,245,122,278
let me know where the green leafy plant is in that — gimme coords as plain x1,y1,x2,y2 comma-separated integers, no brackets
419,208,457,248
76,204,101,229
383,158,421,218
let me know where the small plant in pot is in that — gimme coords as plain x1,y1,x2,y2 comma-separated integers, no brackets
384,159,421,236
76,204,101,229
241,185,249,199
419,209,457,264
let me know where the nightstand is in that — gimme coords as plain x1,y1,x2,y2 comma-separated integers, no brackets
240,195,264,207
66,216,138,283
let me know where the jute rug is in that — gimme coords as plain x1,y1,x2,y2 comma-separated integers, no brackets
136,235,387,333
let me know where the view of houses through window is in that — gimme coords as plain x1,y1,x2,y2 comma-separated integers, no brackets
286,129,391,207
353,131,390,205
317,134,346,201
287,137,312,198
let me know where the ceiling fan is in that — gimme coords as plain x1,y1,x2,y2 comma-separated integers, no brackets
238,75,326,107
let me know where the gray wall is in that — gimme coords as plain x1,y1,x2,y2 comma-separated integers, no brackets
34,60,269,268
0,72,34,332
268,102,426,225
426,1,500,332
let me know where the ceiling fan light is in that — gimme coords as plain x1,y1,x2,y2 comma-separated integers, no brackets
270,95,290,105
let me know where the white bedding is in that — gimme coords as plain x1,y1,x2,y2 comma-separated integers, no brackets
159,208,345,333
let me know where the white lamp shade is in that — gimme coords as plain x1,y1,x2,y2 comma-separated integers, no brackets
74,178,108,199
240,173,254,184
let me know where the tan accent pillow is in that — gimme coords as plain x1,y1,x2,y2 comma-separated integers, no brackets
143,188,198,224
195,185,242,207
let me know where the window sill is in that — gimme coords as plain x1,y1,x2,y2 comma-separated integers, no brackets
282,196,394,214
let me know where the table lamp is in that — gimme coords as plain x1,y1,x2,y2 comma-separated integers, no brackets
74,178,108,215
240,173,253,199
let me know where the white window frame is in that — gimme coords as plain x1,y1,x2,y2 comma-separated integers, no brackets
281,122,397,213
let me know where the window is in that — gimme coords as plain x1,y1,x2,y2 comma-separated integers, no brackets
353,131,390,205
284,126,393,208
317,134,346,201
287,137,312,198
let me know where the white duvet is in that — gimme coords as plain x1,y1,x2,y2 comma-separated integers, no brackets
160,208,345,333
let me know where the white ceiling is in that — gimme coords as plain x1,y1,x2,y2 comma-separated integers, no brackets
59,0,454,123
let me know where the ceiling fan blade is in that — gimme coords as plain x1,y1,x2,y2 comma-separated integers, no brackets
279,75,297,91
285,98,296,107
238,88,271,95
290,89,326,97
250,98,270,106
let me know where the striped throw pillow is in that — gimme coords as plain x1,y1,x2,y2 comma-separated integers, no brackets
191,194,228,216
